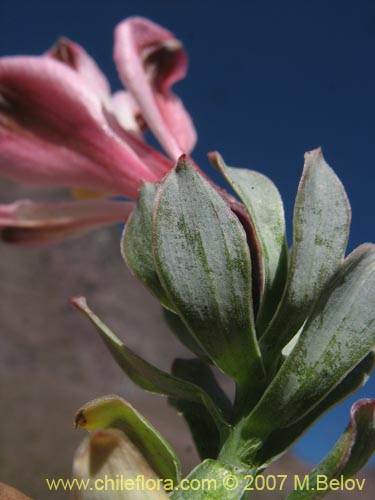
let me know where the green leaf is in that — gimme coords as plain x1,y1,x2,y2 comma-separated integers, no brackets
73,429,172,499
286,399,375,500
75,395,180,484
244,244,375,438
260,148,351,366
169,358,232,460
210,152,288,333
153,157,264,389
122,182,174,310
256,351,375,465
163,308,209,361
171,358,232,418
71,297,230,441
170,398,220,461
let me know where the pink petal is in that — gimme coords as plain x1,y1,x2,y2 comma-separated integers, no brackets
47,38,111,101
46,46,171,177
0,56,158,198
0,199,134,246
47,41,161,155
114,17,197,160
111,90,145,136
48,41,149,141
105,106,173,178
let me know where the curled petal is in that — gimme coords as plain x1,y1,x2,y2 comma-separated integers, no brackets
0,57,158,198
0,199,134,246
47,38,111,101
114,17,197,160
45,48,171,178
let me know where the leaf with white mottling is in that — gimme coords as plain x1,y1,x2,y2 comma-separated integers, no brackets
153,157,264,389
244,244,375,438
122,182,173,310
260,148,351,366
256,351,375,464
210,151,288,333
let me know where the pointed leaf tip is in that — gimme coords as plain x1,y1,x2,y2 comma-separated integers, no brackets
71,295,88,309
304,146,323,160
74,409,87,429
175,154,190,172
260,148,351,364
207,151,224,168
72,299,230,439
207,151,222,170
211,152,288,332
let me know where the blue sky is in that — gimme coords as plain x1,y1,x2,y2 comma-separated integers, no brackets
1,0,375,466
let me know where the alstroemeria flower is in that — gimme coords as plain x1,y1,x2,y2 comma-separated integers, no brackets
0,16,196,245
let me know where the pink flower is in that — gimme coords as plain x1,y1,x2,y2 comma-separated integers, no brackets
0,17,196,245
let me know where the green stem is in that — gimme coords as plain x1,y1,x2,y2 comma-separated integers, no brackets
232,379,265,424
170,459,259,500
218,419,263,467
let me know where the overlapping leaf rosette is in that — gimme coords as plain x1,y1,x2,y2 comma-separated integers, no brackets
69,149,375,499
0,16,374,500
